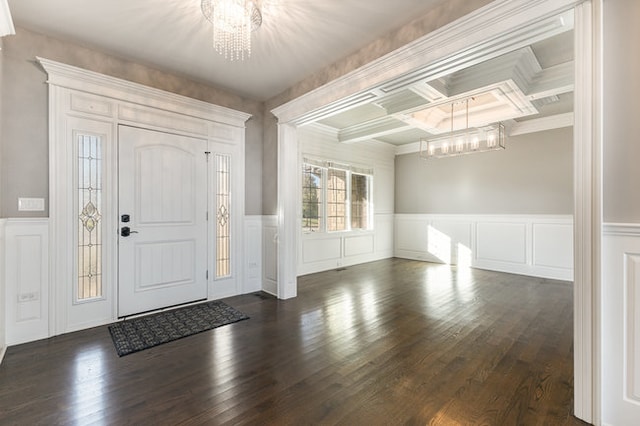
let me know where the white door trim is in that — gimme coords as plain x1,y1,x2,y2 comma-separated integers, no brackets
271,0,601,422
40,58,250,334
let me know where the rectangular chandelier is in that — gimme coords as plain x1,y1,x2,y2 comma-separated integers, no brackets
419,122,506,159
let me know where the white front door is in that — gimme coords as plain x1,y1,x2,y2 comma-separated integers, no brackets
118,125,208,317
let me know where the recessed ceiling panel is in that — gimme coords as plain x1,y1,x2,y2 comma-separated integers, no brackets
515,92,574,122
377,128,431,146
404,81,538,134
531,30,574,69
318,103,387,129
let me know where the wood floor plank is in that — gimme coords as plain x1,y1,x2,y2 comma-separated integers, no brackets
0,259,589,425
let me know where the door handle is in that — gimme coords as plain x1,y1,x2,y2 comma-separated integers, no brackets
121,227,139,237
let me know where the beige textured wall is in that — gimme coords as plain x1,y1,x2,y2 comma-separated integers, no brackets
0,27,264,217
260,0,493,214
395,127,574,214
603,0,640,223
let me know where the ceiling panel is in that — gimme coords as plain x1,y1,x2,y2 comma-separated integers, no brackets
318,103,387,129
376,128,431,146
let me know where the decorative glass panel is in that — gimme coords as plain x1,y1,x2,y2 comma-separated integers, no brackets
77,134,103,300
327,168,347,232
302,164,323,232
216,154,231,278
351,173,370,230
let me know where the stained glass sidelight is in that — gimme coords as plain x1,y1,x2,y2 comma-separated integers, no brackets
77,134,103,300
216,154,231,278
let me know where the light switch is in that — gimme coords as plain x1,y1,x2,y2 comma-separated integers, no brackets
18,197,45,211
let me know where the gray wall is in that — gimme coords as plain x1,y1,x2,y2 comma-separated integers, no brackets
0,27,264,217
261,0,493,215
395,127,574,214
603,0,640,223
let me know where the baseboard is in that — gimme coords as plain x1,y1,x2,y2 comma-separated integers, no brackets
0,345,6,365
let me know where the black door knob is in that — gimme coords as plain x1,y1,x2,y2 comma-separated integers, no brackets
121,226,131,237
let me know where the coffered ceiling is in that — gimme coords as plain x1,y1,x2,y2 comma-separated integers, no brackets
314,25,574,147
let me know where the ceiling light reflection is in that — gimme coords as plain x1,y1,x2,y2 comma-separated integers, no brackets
72,345,106,422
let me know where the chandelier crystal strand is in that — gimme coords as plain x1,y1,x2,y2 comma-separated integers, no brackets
202,0,262,61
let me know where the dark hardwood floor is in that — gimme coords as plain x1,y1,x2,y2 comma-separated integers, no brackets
0,258,588,425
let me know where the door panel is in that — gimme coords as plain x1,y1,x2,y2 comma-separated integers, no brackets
118,126,207,317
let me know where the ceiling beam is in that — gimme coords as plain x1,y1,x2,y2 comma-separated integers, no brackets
338,116,413,144
446,47,542,97
527,61,574,100
509,111,573,136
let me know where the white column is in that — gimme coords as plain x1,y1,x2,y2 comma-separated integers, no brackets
573,0,602,423
276,123,299,299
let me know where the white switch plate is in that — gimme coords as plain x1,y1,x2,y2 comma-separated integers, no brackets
18,197,45,211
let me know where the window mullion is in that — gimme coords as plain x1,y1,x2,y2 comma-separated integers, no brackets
346,171,352,232
322,167,327,233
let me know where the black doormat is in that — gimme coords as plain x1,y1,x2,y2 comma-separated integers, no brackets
108,300,249,356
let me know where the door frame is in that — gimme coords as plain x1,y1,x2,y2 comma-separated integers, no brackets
42,57,251,332
271,0,601,422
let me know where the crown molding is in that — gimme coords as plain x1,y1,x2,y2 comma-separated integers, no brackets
37,57,251,127
0,0,15,37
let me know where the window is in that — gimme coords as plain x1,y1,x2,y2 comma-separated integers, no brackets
327,168,347,231
77,133,103,301
215,154,231,278
302,164,323,232
302,159,372,233
351,173,370,230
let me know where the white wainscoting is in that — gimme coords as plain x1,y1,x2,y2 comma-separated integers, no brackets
3,219,50,346
243,216,263,294
602,224,640,424
262,215,278,296
0,219,6,363
395,214,573,281
299,213,394,276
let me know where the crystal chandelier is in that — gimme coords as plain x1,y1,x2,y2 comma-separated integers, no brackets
419,98,506,159
201,0,262,61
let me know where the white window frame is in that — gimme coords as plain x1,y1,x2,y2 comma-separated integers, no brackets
301,159,373,234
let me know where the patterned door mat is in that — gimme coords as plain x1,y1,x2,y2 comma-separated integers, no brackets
108,300,249,356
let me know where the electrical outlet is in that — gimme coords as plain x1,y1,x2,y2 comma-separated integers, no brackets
18,292,39,302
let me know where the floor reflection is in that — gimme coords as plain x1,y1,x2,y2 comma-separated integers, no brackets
71,344,106,425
